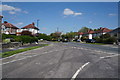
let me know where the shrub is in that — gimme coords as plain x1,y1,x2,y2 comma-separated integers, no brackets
14,35,38,43
37,33,52,41
94,37,103,43
81,36,88,41
94,36,117,44
103,37,117,44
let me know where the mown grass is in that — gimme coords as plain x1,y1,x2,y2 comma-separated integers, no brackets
1,44,49,58
85,43,106,45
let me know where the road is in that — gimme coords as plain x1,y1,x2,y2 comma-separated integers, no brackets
1,42,119,79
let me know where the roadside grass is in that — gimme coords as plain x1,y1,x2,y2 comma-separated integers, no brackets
85,43,107,45
0,44,49,58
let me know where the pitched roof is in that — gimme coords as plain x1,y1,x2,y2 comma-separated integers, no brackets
94,27,112,33
87,30,94,34
21,22,39,30
78,32,84,35
2,21,19,29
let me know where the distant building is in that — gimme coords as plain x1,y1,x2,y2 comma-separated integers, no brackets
1,21,19,35
17,22,39,36
108,27,120,39
78,27,112,39
93,27,112,37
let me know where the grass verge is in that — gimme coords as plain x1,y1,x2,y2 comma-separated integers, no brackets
1,44,49,58
85,43,106,45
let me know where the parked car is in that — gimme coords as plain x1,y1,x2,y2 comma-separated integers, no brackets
115,39,120,45
85,39,96,43
62,39,68,42
77,39,81,42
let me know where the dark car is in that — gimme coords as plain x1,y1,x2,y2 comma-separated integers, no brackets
85,39,96,43
62,39,68,42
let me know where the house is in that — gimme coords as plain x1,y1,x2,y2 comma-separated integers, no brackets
78,27,112,40
108,27,120,39
1,21,19,35
17,22,39,36
93,27,112,37
78,32,83,39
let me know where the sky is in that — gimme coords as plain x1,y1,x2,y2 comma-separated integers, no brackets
1,2,118,34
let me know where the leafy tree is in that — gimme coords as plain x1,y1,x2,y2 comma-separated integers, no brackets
50,32,61,41
61,32,77,41
37,33,51,41
78,27,91,33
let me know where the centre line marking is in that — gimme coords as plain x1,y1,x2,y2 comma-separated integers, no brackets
71,62,90,80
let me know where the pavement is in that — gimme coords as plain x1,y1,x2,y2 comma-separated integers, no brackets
0,42,119,79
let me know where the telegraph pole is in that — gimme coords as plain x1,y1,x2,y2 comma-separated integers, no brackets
57,27,59,32
37,19,39,28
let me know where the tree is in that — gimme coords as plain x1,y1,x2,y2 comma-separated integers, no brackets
61,32,77,41
78,27,91,33
37,33,52,41
50,32,61,41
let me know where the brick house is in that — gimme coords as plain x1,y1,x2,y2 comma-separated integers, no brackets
1,21,19,35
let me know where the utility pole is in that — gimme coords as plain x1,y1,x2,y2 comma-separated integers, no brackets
37,19,39,28
57,27,59,32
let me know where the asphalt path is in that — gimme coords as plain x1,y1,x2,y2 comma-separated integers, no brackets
1,42,119,79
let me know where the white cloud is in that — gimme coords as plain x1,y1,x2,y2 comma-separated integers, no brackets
0,5,21,12
63,8,82,16
63,8,74,15
74,12,82,16
9,11,16,14
108,13,117,16
15,22,24,27
89,21,93,24
0,4,28,14
23,11,28,14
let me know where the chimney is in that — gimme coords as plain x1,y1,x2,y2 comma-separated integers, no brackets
0,15,3,18
4,21,8,24
32,22,35,26
100,27,103,30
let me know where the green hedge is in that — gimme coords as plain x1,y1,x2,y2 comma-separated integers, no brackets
94,36,117,44
2,34,39,44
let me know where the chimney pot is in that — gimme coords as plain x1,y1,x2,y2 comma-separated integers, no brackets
32,22,35,25
4,21,8,23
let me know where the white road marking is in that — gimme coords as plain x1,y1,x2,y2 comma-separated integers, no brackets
100,54,119,59
71,62,90,80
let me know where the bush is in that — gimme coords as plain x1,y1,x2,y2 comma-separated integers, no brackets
94,37,103,43
2,34,39,44
14,35,38,43
37,33,52,41
81,36,88,41
94,36,117,44
103,37,117,44
2,34,16,40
